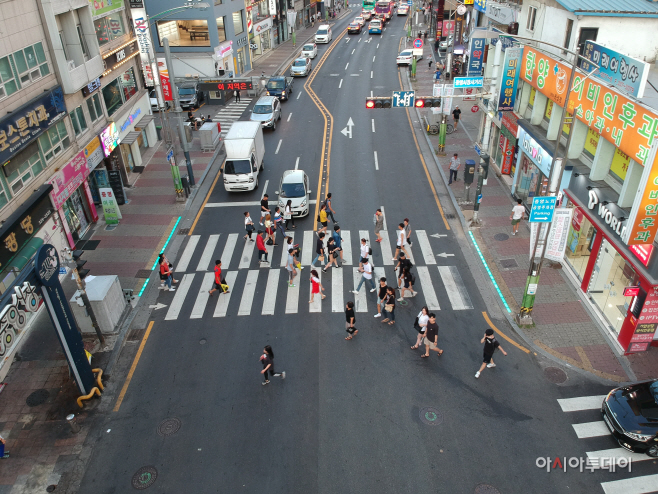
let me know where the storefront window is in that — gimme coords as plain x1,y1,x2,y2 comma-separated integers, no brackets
94,13,126,46
6,151,44,194
157,20,210,47
565,205,597,282
516,154,548,207
217,17,226,42
233,11,245,35
528,87,536,109
0,56,18,99
543,99,553,123
62,188,91,242
69,105,88,137
37,121,70,162
102,68,137,117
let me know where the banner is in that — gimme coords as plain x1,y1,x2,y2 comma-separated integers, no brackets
497,46,521,111
454,13,464,46
157,58,173,101
132,8,154,87
467,38,485,76
99,188,120,225
545,208,574,262
474,0,486,13
90,0,124,18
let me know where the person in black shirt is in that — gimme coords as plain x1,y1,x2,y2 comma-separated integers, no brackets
452,106,462,130
374,277,388,318
395,252,413,289
421,313,443,357
260,194,270,226
345,301,357,340
311,232,325,267
475,328,507,378
260,345,285,385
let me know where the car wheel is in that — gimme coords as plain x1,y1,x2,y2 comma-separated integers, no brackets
255,177,259,189
648,445,658,458
278,112,282,120
260,161,264,172
272,120,276,130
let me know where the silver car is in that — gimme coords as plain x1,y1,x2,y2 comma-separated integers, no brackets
250,96,282,130
290,57,312,77
276,170,311,218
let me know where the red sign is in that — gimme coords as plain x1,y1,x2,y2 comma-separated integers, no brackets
199,81,253,91
413,38,424,49
501,111,519,137
471,105,479,113
623,286,641,297
637,288,658,348
630,243,654,266
501,137,514,175
628,342,650,352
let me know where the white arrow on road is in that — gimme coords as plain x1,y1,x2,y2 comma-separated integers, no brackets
149,303,167,310
340,117,354,138
430,233,448,238
436,253,455,258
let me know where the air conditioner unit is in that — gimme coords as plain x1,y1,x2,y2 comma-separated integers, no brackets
67,60,76,70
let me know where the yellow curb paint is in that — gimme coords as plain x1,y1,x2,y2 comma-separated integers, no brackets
113,320,154,412
575,346,594,371
482,311,530,354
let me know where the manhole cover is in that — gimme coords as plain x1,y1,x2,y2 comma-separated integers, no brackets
494,233,509,241
26,389,49,407
398,299,409,306
544,367,568,384
474,484,501,494
178,228,190,235
500,259,518,269
46,486,57,493
419,407,443,425
157,418,181,436
135,269,152,279
199,339,206,345
132,466,158,489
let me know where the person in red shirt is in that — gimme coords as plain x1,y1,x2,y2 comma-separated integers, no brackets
159,257,175,292
208,260,228,296
256,230,269,264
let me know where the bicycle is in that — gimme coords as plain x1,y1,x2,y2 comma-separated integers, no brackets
427,123,454,135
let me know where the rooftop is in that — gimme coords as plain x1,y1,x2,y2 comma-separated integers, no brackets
555,0,658,16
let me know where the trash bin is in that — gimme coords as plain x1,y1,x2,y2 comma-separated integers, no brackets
155,126,162,141
183,122,193,142
464,159,476,184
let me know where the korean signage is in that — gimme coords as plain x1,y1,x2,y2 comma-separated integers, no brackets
99,122,118,157
498,46,521,111
630,244,654,267
586,189,627,239
521,46,658,168
129,0,143,7
81,78,101,97
90,0,124,18
99,188,120,225
199,80,254,92
254,17,273,33
467,38,485,76
630,288,658,351
454,13,464,46
132,9,154,87
581,41,650,99
157,58,173,102
214,41,233,59
84,137,104,172
474,0,486,13
529,196,557,223
629,141,658,245
49,151,90,210
545,208,574,262
623,286,641,297
518,127,551,177
441,84,454,116
0,86,66,168
442,20,454,35
119,107,142,133
102,40,138,74
454,77,483,88
485,1,515,24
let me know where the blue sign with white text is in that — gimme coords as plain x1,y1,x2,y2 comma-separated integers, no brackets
392,91,415,107
529,197,557,223
454,76,484,88
497,46,521,111
474,0,486,13
467,38,486,76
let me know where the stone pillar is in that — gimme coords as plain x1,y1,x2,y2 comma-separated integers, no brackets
589,136,615,181
145,120,157,147
130,141,143,168
618,159,643,208
567,119,588,159
530,92,547,126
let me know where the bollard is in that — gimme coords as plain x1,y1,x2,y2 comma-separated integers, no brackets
66,414,81,433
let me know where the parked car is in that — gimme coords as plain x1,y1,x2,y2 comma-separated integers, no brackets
315,25,332,43
266,76,293,100
396,49,422,65
439,35,454,50
301,43,317,59
178,82,203,110
290,57,312,77
250,95,282,130
276,170,311,218
348,22,362,34
149,90,169,111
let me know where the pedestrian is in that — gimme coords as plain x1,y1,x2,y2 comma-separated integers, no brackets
394,251,412,289
448,153,460,185
260,194,270,226
398,266,416,300
323,235,340,271
260,345,285,385
0,434,9,459
358,237,370,269
353,258,376,294
157,253,178,288
285,199,296,229
264,214,276,245
392,223,409,261
311,232,325,267
403,218,412,247
345,301,357,340
475,329,507,378
452,105,461,129
274,206,287,241
428,58,433,70
510,198,525,236
317,203,328,235
374,209,384,243
235,89,241,102
204,115,213,123
381,286,396,325
208,260,229,296
256,230,269,264
286,236,303,270
286,249,297,287
323,193,337,223
373,277,388,318
244,211,255,241
309,269,326,303
422,313,443,357
159,256,176,292
411,306,430,349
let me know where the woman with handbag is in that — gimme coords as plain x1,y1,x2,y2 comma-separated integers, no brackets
322,236,340,272
411,306,430,349
244,211,255,242
264,214,277,245
158,253,178,286
311,232,325,267
284,200,295,229
381,286,396,325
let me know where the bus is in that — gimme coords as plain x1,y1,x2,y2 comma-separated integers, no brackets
363,0,376,14
375,0,393,21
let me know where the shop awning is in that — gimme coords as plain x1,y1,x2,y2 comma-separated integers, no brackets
137,115,155,128
5,236,44,273
121,131,141,146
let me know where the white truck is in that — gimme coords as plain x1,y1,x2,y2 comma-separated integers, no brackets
223,121,265,191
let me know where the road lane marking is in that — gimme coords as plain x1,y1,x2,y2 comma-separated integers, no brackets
114,320,154,412
297,92,301,100
358,38,361,43
280,231,294,267
378,230,393,265
238,238,256,269
190,272,214,319
309,270,322,312
370,70,373,78
345,62,349,70
262,269,281,315
332,267,343,312
602,473,658,494
287,113,292,122
165,274,195,320
572,421,609,439
302,230,314,265
275,139,282,154
339,78,343,88
373,56,376,62
587,448,649,464
438,266,473,310
374,150,379,170
196,234,220,271
557,395,607,412
238,270,259,315
377,43,379,48
221,234,238,270
415,230,435,265
380,206,388,231
285,274,300,314
351,48,355,54
175,235,199,272
372,119,375,132
370,90,373,97
341,230,352,264
482,311,530,354
214,271,237,317
261,179,269,199
352,268,369,312
295,157,300,170
417,267,440,310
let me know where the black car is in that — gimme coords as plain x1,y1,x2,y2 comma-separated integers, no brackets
348,22,361,34
602,379,658,457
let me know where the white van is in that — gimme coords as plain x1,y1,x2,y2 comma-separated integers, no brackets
315,25,332,43
223,121,265,191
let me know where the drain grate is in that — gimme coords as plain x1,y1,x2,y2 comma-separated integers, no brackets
419,407,443,426
135,269,153,279
500,259,518,269
157,418,181,436
26,389,49,407
544,367,568,384
178,228,190,235
494,233,509,241
128,327,146,341
474,484,501,494
445,213,456,219
105,225,117,231
132,166,145,174
46,486,57,492
132,466,158,489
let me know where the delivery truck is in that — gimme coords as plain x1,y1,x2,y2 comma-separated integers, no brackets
223,121,265,191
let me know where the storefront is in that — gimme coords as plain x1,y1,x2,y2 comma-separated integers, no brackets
235,36,250,75
212,40,235,78
84,136,107,205
496,111,518,175
250,17,273,58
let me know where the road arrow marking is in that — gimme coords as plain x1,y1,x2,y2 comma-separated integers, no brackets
340,117,354,139
436,253,455,258
430,234,448,238
149,303,167,310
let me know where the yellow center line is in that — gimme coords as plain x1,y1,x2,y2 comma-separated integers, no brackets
113,320,155,412
188,158,225,236
482,311,530,354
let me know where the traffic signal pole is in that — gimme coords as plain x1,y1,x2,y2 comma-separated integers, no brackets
68,250,105,346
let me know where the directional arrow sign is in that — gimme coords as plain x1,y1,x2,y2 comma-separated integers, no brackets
430,234,448,238
436,253,455,258
340,117,354,138
149,303,168,310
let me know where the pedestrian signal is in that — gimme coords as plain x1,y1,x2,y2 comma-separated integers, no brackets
365,97,392,109
414,97,441,108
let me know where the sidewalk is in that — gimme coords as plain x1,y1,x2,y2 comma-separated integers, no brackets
409,43,658,383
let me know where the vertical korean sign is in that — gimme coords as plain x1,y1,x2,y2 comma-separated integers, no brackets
132,8,154,87
99,188,120,225
157,58,173,101
474,0,486,13
497,46,521,111
629,288,658,352
454,13,464,46
545,208,574,262
468,37,485,76
628,140,658,246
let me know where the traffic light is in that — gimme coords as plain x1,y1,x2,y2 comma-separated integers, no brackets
72,250,90,280
480,153,491,181
414,97,442,108
365,97,392,109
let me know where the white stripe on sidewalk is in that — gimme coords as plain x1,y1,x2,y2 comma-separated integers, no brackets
415,230,435,265
175,235,199,272
602,474,658,494
341,229,352,264
586,448,649,464
165,273,195,320
332,267,344,312
238,238,256,269
309,270,322,313
352,267,369,313
438,266,473,310
196,234,220,271
213,271,237,317
238,270,259,315
417,266,440,310
557,395,606,412
221,234,238,269
190,272,214,319
285,270,300,314
302,230,314,265
378,230,394,265
281,231,294,267
572,421,610,439
261,269,280,315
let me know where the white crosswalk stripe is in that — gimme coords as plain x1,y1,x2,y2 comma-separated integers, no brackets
175,235,199,272
340,229,352,264
221,234,239,269
332,267,344,312
213,271,237,317
378,230,394,265
262,269,280,315
302,230,314,265
416,266,440,310
309,270,322,312
238,270,259,315
352,267,370,312
238,238,256,269
165,273,195,320
558,395,606,412
281,231,295,267
438,266,473,310
213,99,252,136
602,474,658,494
196,235,220,271
415,230,435,265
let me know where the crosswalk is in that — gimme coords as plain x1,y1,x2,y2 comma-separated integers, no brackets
558,394,658,494
159,228,474,320
212,98,252,137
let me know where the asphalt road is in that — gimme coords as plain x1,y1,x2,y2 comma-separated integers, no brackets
77,12,656,494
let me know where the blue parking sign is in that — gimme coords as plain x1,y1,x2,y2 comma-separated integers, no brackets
529,197,557,223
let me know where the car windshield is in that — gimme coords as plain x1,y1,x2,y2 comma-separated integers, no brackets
293,60,306,67
400,51,412,56
350,23,359,27
224,159,251,175
303,44,314,51
371,21,381,26
253,104,273,114
356,17,363,21
150,90,157,99
317,29,328,34
179,88,195,95
267,80,284,89
280,182,305,198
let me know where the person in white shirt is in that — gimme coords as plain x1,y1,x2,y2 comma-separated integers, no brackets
359,238,369,269
392,223,409,261
510,198,525,235
353,259,376,293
